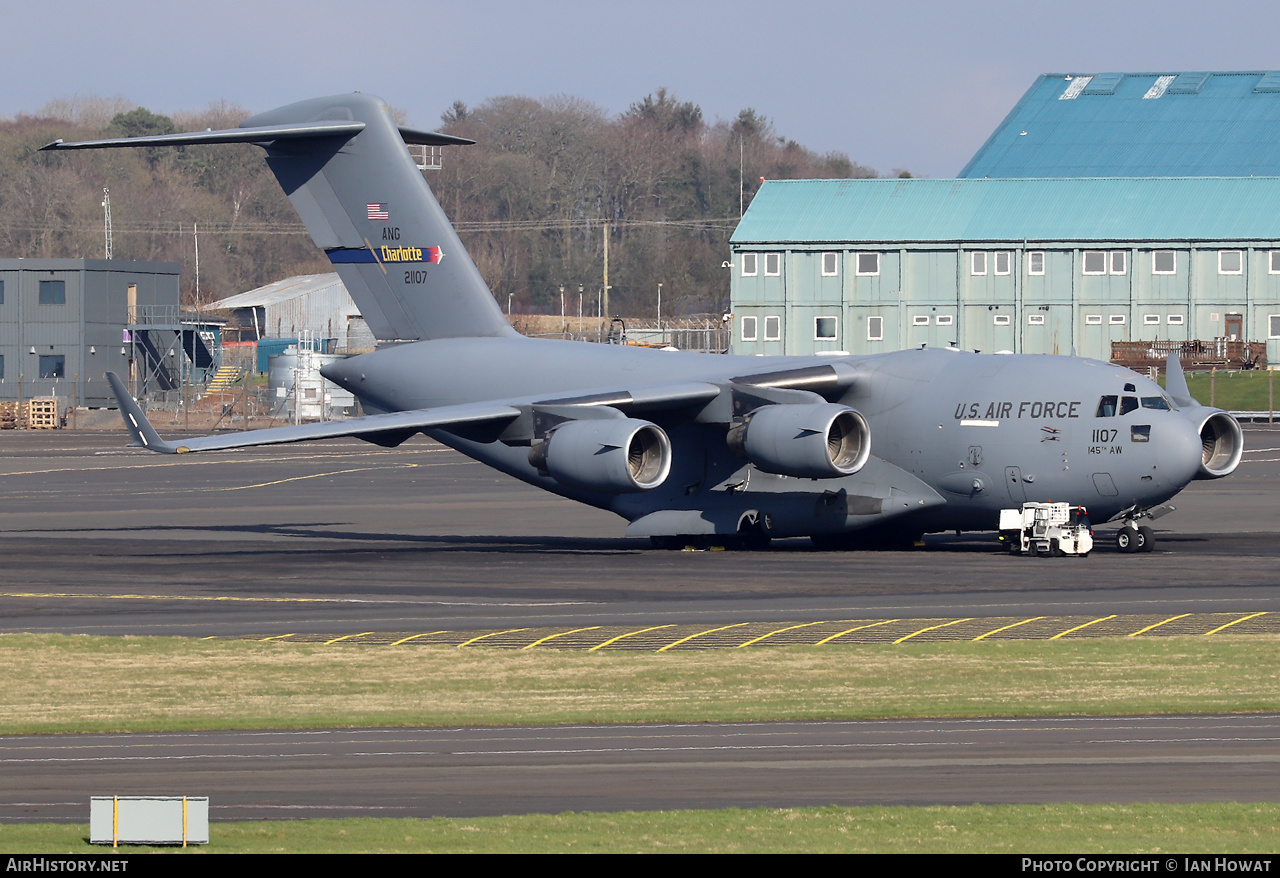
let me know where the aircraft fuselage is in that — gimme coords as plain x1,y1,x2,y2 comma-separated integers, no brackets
322,338,1210,540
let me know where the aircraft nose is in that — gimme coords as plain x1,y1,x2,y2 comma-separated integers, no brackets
1156,415,1203,488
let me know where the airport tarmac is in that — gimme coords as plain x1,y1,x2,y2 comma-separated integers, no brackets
1,426,1278,821
0,428,1277,637
5,715,1280,822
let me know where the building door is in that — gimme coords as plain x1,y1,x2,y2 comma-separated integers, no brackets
1225,313,1243,341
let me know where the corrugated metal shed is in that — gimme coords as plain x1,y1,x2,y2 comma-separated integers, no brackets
961,72,1280,178
730,177,1280,244
206,273,365,348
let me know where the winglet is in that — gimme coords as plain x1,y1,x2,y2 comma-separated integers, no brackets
105,372,176,453
1164,354,1195,409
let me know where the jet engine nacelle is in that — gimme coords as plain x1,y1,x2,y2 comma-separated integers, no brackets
1194,410,1244,479
726,403,871,479
530,418,672,493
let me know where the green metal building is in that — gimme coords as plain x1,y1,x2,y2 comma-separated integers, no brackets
730,177,1280,363
730,71,1280,364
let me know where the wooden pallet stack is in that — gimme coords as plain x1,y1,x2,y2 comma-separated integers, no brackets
26,398,62,430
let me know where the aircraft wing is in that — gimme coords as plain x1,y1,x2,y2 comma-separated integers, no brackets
105,372,520,454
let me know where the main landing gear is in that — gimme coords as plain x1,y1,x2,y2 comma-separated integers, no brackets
1115,522,1155,553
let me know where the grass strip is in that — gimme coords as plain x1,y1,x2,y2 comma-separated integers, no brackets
1162,369,1278,412
2,804,1279,853
1,633,1278,735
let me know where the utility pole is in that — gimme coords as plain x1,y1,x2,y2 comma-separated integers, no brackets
193,222,200,312
602,222,610,318
101,189,113,259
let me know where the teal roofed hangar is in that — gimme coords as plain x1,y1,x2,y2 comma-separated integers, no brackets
729,178,1280,364
961,72,1280,178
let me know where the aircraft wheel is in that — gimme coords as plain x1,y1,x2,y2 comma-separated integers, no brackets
733,531,772,551
1116,529,1138,553
1138,526,1155,553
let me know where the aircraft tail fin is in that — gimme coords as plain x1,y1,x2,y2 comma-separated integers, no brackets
1165,353,1196,408
44,94,516,343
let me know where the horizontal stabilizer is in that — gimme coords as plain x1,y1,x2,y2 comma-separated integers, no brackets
41,123,474,152
105,372,518,454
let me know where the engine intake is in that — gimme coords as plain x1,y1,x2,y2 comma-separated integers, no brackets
1195,410,1243,479
727,403,870,479
530,417,671,493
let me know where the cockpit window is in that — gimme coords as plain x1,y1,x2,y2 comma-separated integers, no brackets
1096,395,1117,417
1124,383,1136,392
1119,396,1139,416
1140,396,1170,411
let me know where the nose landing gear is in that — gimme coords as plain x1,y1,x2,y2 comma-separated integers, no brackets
1113,504,1172,553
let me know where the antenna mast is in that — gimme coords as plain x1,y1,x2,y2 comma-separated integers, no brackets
101,188,113,259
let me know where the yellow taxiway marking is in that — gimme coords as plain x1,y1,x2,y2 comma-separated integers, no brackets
1204,612,1267,636
972,617,1045,642
1128,614,1191,637
259,634,296,642
0,592,335,604
737,620,836,648
390,631,450,646
215,464,419,491
522,627,602,650
0,447,450,480
815,619,898,645
458,628,530,648
657,623,750,653
1049,615,1117,640
587,625,675,652
324,632,374,645
894,618,973,644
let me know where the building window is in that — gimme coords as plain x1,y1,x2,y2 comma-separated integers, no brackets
814,316,837,341
1085,314,1103,325
1109,315,1126,325
1270,315,1280,339
912,315,930,326
935,314,953,326
1028,314,1045,325
855,252,879,276
764,253,781,276
1110,251,1127,274
1219,250,1243,275
993,314,1011,326
39,355,64,379
764,316,781,341
0,354,5,379
740,254,758,277
741,316,757,342
1270,251,1280,274
1153,251,1176,275
1028,251,1045,275
821,252,838,276
971,252,987,275
867,316,883,341
994,251,1011,275
1167,314,1184,325
1083,251,1107,275
1143,314,1161,325
0,279,5,304
39,280,65,304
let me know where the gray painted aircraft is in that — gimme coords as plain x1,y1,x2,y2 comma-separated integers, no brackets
43,93,1243,551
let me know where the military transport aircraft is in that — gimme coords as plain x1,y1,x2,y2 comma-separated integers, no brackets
44,93,1243,552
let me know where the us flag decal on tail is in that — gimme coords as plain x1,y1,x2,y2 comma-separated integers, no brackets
367,202,389,221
